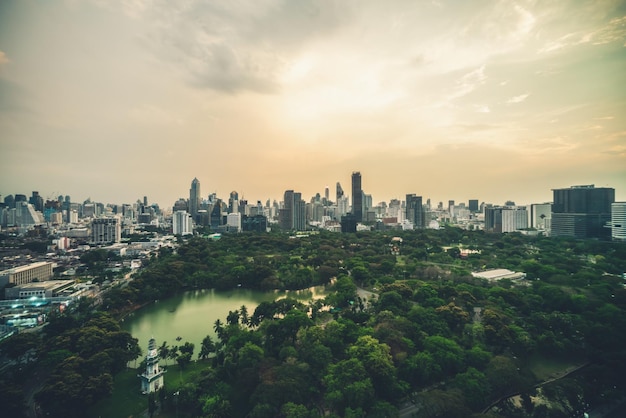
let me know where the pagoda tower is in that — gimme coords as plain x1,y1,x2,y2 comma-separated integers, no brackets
139,338,164,393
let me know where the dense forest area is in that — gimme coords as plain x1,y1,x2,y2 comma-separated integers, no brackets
2,228,626,417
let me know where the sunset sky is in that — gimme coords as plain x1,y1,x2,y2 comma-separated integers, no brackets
1,0,625,208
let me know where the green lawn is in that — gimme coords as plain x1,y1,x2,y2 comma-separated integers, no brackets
89,361,212,418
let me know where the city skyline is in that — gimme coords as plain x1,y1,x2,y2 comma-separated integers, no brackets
1,1,625,206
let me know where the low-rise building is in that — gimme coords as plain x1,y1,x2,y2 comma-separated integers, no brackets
0,261,54,287
4,279,75,300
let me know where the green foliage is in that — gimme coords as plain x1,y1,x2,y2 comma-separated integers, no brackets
24,230,626,417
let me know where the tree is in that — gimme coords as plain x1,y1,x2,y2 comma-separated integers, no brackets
348,335,400,401
199,335,216,359
179,341,195,357
423,335,465,376
214,319,225,341
177,352,192,369
324,357,374,414
450,367,490,411
240,305,249,326
158,341,170,365
202,395,232,418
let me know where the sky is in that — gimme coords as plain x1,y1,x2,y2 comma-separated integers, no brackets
1,0,625,208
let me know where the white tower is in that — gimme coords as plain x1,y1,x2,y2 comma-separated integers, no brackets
139,338,164,393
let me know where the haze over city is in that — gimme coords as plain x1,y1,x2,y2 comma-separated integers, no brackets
1,0,625,206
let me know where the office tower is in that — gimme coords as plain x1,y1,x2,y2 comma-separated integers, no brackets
351,172,363,222
336,182,344,202
406,194,425,229
530,203,552,232
238,200,248,215
143,196,148,207
485,207,528,233
551,185,614,239
242,214,268,232
448,200,455,212
189,177,201,218
611,202,626,241
294,192,306,231
210,199,224,228
11,202,45,227
281,190,295,230
501,207,528,232
91,217,121,244
229,191,239,213
325,186,330,203
4,195,15,209
227,212,242,231
337,196,349,218
30,191,44,212
341,213,357,233
468,199,479,212
173,210,193,235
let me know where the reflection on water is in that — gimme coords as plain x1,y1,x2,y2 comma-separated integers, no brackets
122,286,327,364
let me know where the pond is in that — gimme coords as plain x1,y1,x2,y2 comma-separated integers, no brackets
121,286,328,363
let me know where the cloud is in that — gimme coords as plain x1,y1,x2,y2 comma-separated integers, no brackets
446,65,487,101
507,93,530,104
538,6,626,53
128,0,353,94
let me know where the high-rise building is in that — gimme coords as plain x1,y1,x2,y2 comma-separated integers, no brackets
227,212,242,232
242,215,268,232
281,190,295,230
279,190,306,230
229,191,239,213
406,194,425,229
351,172,363,222
336,182,344,203
530,203,552,232
501,207,528,232
551,185,614,239
324,186,330,203
294,192,306,231
173,210,193,235
468,199,479,212
30,191,44,212
210,199,224,229
189,178,201,219
91,217,121,244
484,207,502,233
610,202,626,241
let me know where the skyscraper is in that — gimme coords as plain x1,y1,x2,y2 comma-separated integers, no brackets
189,178,201,219
91,217,121,244
336,182,344,202
405,194,424,229
551,185,614,239
351,172,363,222
281,190,295,230
229,191,239,213
530,203,552,232
293,192,306,231
610,202,626,241
173,210,193,235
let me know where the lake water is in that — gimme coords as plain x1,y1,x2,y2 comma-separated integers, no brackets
121,286,328,363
